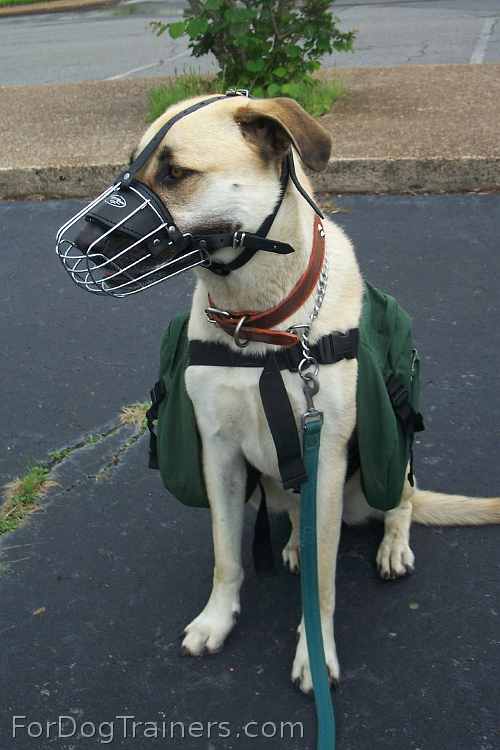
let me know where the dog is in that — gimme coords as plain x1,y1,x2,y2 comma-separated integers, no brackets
132,94,500,693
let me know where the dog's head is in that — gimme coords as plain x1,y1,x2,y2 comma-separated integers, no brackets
135,94,332,238
58,95,332,296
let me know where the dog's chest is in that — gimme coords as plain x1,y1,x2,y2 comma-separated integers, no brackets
185,361,353,481
185,365,305,479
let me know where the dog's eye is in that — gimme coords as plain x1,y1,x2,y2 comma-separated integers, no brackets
170,165,185,180
158,163,190,185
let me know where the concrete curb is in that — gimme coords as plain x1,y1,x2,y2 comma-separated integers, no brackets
2,66,500,200
2,157,500,201
0,0,116,17
0,164,121,201
317,157,500,195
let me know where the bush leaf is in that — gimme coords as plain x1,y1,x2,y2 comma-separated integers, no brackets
168,21,186,39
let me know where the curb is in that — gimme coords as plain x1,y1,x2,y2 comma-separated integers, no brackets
317,157,500,195
2,158,500,201
0,0,116,17
0,164,121,201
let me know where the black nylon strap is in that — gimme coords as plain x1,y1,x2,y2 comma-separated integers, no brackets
259,354,307,490
385,374,425,487
188,329,359,370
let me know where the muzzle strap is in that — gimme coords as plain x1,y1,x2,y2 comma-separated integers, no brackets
206,215,326,347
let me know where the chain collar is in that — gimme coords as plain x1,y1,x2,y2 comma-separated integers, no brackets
289,229,329,381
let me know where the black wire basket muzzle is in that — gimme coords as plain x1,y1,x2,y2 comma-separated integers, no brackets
55,180,204,298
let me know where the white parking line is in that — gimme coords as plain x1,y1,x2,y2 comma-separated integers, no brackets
470,17,497,64
105,50,190,81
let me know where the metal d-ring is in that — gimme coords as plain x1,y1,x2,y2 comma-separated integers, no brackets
298,356,319,379
234,316,250,348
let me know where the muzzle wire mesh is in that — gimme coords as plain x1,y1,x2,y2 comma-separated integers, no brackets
56,94,235,298
56,182,207,298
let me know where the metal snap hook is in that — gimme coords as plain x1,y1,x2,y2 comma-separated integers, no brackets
234,316,250,348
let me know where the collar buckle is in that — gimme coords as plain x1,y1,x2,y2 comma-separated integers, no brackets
205,306,231,324
233,316,250,348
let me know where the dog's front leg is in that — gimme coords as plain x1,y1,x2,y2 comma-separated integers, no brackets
182,443,246,657
292,444,346,693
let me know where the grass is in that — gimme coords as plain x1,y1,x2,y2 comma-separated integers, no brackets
0,401,150,537
0,467,57,535
147,73,344,122
0,0,51,6
120,402,150,430
148,74,221,122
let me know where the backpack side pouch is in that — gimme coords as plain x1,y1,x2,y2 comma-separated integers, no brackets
357,284,424,511
156,314,210,508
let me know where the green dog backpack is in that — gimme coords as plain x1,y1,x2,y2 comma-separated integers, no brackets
147,283,424,512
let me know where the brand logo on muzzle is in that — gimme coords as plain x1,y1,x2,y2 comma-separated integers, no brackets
105,194,127,208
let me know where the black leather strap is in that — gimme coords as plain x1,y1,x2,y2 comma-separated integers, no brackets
288,150,324,219
119,96,228,185
197,231,293,260
207,156,294,276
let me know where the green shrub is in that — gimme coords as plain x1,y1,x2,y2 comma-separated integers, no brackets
151,0,354,115
147,72,344,121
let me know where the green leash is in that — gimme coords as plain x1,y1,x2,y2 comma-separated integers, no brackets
300,383,336,750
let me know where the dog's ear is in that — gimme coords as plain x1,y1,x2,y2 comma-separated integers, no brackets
235,97,331,172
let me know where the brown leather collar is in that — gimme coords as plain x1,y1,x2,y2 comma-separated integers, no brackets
206,215,326,348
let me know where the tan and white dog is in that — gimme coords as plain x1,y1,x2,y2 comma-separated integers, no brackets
136,95,500,693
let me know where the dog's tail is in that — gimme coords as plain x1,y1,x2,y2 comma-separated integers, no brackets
411,489,500,526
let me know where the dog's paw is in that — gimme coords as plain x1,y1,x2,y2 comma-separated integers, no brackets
376,536,415,580
181,603,240,656
282,541,300,574
292,620,340,694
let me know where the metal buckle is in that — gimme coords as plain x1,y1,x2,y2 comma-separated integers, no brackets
205,306,231,324
225,88,250,97
232,231,246,250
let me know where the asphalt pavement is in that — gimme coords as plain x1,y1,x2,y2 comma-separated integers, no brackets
0,195,499,749
0,0,499,85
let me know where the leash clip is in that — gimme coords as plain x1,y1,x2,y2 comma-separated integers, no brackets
302,372,322,423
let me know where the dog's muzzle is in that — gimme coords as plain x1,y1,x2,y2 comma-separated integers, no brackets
56,180,205,297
